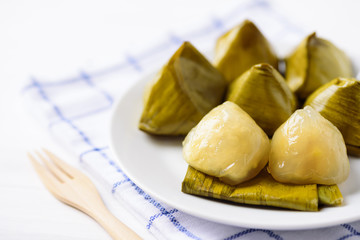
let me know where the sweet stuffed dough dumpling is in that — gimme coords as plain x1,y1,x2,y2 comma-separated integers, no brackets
268,106,350,185
183,101,270,185
183,102,349,186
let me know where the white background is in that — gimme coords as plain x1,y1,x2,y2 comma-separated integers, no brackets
1,0,360,239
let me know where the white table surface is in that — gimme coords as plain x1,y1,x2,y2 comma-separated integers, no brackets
1,0,360,239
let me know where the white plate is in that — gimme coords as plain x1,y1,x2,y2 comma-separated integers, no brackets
109,73,360,230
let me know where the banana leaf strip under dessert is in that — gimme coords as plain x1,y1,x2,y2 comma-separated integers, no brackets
182,166,343,211
305,77,360,156
213,19,278,83
139,41,227,136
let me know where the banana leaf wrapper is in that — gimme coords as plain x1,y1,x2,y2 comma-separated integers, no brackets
139,41,227,136
318,185,343,206
226,63,297,136
182,166,343,211
305,78,360,156
214,20,278,83
285,32,353,100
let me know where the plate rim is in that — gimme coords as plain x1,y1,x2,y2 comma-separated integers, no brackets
109,72,360,230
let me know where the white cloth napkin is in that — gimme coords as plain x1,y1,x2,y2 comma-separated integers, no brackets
22,1,360,239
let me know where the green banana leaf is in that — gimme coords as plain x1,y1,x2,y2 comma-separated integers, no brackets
286,32,352,100
226,63,297,136
182,166,343,211
139,41,227,136
214,19,278,83
305,77,360,156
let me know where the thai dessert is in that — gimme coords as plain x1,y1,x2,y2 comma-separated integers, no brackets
226,63,297,136
136,21,355,211
213,20,278,83
181,104,346,211
285,33,352,100
305,78,360,156
182,166,343,211
182,101,270,185
139,41,227,135
268,106,350,185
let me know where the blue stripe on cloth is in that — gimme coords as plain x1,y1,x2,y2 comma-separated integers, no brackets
79,147,132,190
264,5,305,37
77,146,201,239
147,208,178,229
126,55,143,72
79,146,114,163
338,224,360,240
49,104,112,128
223,229,283,240
167,213,202,240
47,71,114,128
32,77,103,149
129,182,201,239
80,71,114,103
212,17,224,30
22,61,128,91
169,34,183,45
20,0,303,94
22,76,83,92
79,147,126,180
338,234,353,240
25,1,348,239
111,179,131,193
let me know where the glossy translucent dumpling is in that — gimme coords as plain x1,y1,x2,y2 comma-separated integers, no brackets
183,101,270,185
268,106,350,185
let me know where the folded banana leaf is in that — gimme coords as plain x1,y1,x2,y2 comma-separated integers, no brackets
318,185,343,206
182,166,343,211
226,63,297,136
213,20,278,83
139,41,227,136
285,32,353,100
305,78,360,156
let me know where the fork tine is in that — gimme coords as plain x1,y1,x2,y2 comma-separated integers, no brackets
42,148,77,178
28,153,62,191
35,150,67,183
30,151,142,239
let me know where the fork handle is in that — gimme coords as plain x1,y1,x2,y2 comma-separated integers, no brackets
88,204,142,240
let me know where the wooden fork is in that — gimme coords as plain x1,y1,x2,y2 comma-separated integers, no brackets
28,149,142,240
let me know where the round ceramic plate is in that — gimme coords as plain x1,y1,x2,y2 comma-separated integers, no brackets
109,73,360,230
